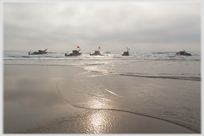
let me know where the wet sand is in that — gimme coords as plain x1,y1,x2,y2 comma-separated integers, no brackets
4,65,196,133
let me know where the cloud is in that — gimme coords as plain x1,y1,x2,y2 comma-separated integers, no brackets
4,2,201,51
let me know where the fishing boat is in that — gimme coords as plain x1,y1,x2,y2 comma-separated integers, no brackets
122,51,129,56
28,49,48,55
122,47,130,56
90,46,102,56
90,51,102,56
176,50,191,56
65,46,82,56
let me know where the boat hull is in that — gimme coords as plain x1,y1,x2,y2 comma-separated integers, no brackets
65,53,82,56
122,51,129,56
176,53,191,56
176,50,192,56
90,54,102,56
176,54,191,56
28,52,47,55
28,49,48,55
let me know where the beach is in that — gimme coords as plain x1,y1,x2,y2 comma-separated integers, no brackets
3,1,201,133
4,64,199,133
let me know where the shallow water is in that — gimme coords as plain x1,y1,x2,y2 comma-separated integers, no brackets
57,71,200,132
3,50,201,133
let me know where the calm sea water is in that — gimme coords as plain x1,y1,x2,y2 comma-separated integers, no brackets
4,50,201,133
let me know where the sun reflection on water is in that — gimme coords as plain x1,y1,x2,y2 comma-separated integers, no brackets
86,111,109,134
87,99,105,109
90,112,105,133
85,93,113,110
85,97,112,133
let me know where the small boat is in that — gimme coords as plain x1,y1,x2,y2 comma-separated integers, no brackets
122,47,130,56
122,51,129,56
65,50,82,56
28,49,48,55
65,46,82,56
176,50,191,56
90,46,102,56
90,51,102,56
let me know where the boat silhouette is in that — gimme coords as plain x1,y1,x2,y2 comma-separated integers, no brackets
65,46,82,56
28,49,48,55
90,46,102,56
176,50,191,56
122,47,130,56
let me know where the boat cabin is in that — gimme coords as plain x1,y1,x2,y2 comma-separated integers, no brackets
122,51,129,56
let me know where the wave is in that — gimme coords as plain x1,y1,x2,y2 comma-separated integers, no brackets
118,73,201,81
82,66,201,81
4,51,201,61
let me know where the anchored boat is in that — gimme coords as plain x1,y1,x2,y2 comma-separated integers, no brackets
122,47,130,56
28,49,48,55
65,46,82,56
90,46,102,56
176,50,191,56
90,51,102,56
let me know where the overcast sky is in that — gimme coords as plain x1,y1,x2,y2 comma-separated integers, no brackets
3,1,201,52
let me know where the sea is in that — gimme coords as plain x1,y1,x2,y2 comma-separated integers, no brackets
4,50,201,81
3,50,201,133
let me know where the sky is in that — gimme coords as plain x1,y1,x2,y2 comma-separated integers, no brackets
3,1,201,52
